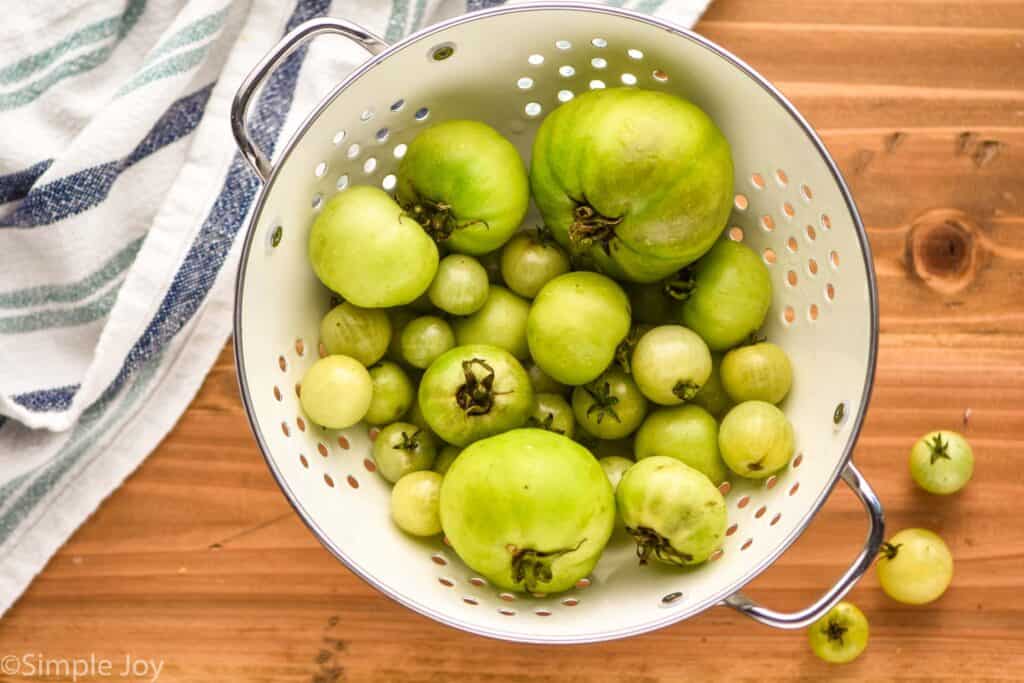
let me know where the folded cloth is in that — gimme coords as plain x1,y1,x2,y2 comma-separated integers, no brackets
0,0,711,616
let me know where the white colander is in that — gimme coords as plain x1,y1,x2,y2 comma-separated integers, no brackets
229,2,884,643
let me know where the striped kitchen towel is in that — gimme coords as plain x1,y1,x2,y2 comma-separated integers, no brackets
0,0,711,616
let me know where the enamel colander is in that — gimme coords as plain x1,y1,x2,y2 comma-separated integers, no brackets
229,2,884,643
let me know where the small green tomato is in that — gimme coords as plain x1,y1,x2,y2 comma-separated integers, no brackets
299,355,372,429
319,302,391,366
718,400,795,478
364,361,415,425
372,422,438,483
391,471,443,536
720,341,793,404
428,254,490,315
808,601,869,664
909,430,974,495
631,325,712,405
528,392,576,439
572,367,648,440
400,315,455,369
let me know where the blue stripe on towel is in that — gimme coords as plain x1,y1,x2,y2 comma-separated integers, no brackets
0,160,53,205
11,385,80,412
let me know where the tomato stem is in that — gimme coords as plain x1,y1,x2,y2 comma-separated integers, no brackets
455,358,506,416
879,541,902,560
526,411,565,435
927,433,952,464
628,526,694,566
672,380,701,401
401,195,488,243
509,541,585,592
583,380,621,424
824,618,848,645
394,429,422,452
569,203,622,253
664,270,696,301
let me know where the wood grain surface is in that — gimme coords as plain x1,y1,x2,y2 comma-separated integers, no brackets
2,1,1023,680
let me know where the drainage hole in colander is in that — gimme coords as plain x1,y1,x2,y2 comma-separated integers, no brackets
726,523,738,536
317,442,328,458
775,169,789,186
273,385,282,402
469,577,486,587
765,475,778,489
591,37,607,48
347,475,359,489
559,65,575,78
295,338,305,356
829,250,840,268
430,553,447,566
652,69,668,82
499,592,516,602
737,495,750,509
591,57,607,69
463,597,478,606
628,48,644,60
741,538,753,551
661,591,683,605
825,282,836,301
517,77,534,90
833,401,849,428
332,130,346,145
734,193,748,211
375,127,389,143
294,382,301,398
576,577,592,589
789,482,800,496
762,248,776,265
381,174,397,191
755,505,767,519
821,213,832,230
281,421,290,437
499,608,516,616
620,73,637,86
368,427,380,441
770,513,782,526
278,355,287,372
363,157,377,174
337,435,349,449
783,202,795,219
751,173,765,189
439,577,455,587
318,341,328,358
709,549,724,561
555,39,571,50
557,89,574,103
390,99,404,112
808,258,819,275
299,454,308,468
718,481,731,495
524,102,543,118
805,224,817,241
360,109,374,122
728,226,744,241
269,225,283,249
528,53,544,65
311,193,323,211
561,598,578,607
809,304,820,321
296,416,306,432
589,79,606,90
761,214,775,231
363,458,375,472
801,184,813,201
793,453,804,468
535,609,552,617
393,143,407,159
786,270,798,287
346,143,360,159
315,161,327,178
336,174,349,191
782,305,795,325
430,43,455,61
787,235,799,252
323,474,334,488
414,107,430,122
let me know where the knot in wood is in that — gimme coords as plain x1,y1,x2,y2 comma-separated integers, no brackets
906,209,984,295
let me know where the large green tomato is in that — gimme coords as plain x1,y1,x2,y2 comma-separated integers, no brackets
440,429,615,593
634,404,728,485
616,456,726,566
673,239,772,351
530,88,733,283
417,344,533,446
308,186,438,307
527,272,631,385
396,120,529,255
452,285,530,360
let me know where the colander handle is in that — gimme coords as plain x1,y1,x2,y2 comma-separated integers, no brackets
723,462,885,629
231,17,388,182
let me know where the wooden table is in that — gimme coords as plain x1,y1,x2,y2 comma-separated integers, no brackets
2,1,1023,680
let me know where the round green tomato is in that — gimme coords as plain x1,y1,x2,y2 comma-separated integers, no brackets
599,455,633,491
319,302,391,366
452,285,530,360
400,315,455,369
691,352,733,418
631,325,712,405
616,456,726,565
572,367,648,440
428,254,490,315
417,344,533,447
391,471,443,536
627,282,675,325
635,404,728,485
674,239,772,351
404,396,432,434
527,272,631,385
440,429,615,593
719,401,795,478
500,229,571,298
396,120,529,255
364,361,415,425
528,392,575,439
433,445,461,475
527,362,568,396
877,528,953,605
386,308,417,362
909,430,974,495
299,355,372,429
808,601,869,664
531,88,733,283
721,341,793,404
372,422,438,483
309,186,438,307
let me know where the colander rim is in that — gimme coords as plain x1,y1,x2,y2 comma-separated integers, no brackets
232,0,880,644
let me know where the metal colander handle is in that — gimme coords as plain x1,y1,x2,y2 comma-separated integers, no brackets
231,18,389,182
724,463,884,629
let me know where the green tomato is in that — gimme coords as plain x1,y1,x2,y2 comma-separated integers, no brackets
500,229,571,298
364,361,415,425
527,392,576,439
404,395,432,434
877,528,953,605
673,239,772,351
372,422,438,483
616,456,726,565
599,456,633,491
386,308,417,362
428,254,490,315
808,601,869,664
400,315,455,369
527,272,631,385
440,429,615,593
396,120,529,255
627,282,675,325
572,367,648,440
319,302,391,366
531,88,733,283
635,404,728,485
452,285,530,360
909,430,974,495
721,341,793,404
719,400,795,478
527,362,568,396
612,324,653,375
299,355,372,429
417,344,533,447
433,445,461,475
631,325,712,405
309,186,438,307
391,471,443,536
690,352,733,418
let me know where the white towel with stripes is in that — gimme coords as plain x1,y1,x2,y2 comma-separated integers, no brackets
0,0,710,616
